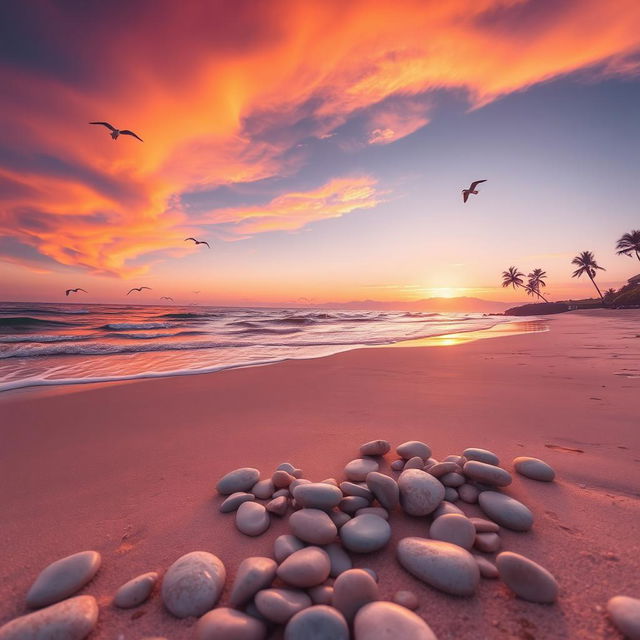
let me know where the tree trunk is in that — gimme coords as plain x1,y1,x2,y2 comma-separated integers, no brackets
536,292,550,303
636,250,640,262
588,274,604,301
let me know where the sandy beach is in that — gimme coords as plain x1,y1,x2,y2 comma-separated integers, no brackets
1,309,639,639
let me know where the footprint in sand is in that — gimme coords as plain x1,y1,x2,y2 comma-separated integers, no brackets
545,443,584,454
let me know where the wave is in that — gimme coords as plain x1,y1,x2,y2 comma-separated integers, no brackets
101,322,173,330
0,307,91,315
229,327,303,336
0,334,91,344
109,330,208,340
0,316,80,330
157,312,220,319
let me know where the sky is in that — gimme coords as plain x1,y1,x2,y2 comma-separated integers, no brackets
1,0,639,307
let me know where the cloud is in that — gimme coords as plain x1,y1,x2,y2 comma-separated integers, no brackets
1,0,639,274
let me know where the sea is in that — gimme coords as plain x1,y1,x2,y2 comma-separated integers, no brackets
0,302,510,392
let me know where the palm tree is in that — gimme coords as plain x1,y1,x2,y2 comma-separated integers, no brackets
603,288,617,304
616,230,640,262
501,266,525,290
571,251,606,301
526,268,550,302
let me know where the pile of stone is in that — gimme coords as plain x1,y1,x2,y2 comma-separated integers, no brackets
1,440,638,640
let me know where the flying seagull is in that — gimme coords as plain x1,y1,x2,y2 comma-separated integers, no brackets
127,286,152,295
65,288,87,296
185,237,210,248
462,179,487,203
160,296,174,301
89,122,143,142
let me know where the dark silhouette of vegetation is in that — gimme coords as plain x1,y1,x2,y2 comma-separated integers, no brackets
571,251,605,301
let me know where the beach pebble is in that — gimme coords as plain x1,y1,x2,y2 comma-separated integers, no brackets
440,472,465,488
404,456,425,470
251,479,275,499
277,547,331,588
113,571,158,608
289,478,311,493
340,482,373,500
340,514,391,553
236,502,270,536
229,557,277,608
26,550,101,609
397,441,431,461
513,457,556,482
427,462,460,478
391,459,405,471
344,458,379,482
339,496,370,514
0,595,98,640
469,517,499,533
195,607,266,640
356,507,389,520
361,568,379,582
254,589,311,624
474,532,501,553
321,477,339,486
217,468,261,495
162,551,226,618
220,492,255,513
430,514,476,550
324,542,353,577
444,487,459,502
273,488,290,499
333,569,379,623
277,462,296,473
432,501,465,519
391,590,419,610
425,457,439,468
496,552,558,603
607,596,640,639
273,470,295,488
289,509,337,545
397,537,480,596
329,510,351,528
458,484,479,504
360,440,391,456
463,461,512,487
478,491,533,531
354,601,437,640
443,454,465,464
398,469,445,516
274,535,306,563
284,605,349,640
473,555,499,579
366,472,399,510
308,585,333,605
463,448,499,466
266,496,289,516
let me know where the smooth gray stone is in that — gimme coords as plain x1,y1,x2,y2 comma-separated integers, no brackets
463,461,512,487
284,605,349,640
397,537,480,596
277,462,296,473
469,517,500,533
321,478,339,486
329,510,351,528
289,509,337,545
607,596,640,640
398,469,445,516
473,555,499,579
277,547,331,588
294,483,343,510
432,501,464,519
427,462,459,478
478,491,533,531
354,601,437,640
272,488,290,499
229,557,277,608
458,484,479,504
513,457,556,482
396,441,432,461
496,552,558,603
359,440,391,456
0,595,98,640
403,456,425,470
221,492,256,513
251,479,275,499
323,543,352,577
390,459,405,471
236,502,270,536
333,569,379,623
340,514,391,553
430,514,475,550
361,568,378,583
26,551,101,609
474,532,501,553
440,472,465,488
162,551,226,618
113,571,158,608
344,458,379,482
308,585,333,605
266,496,289,516
291,468,304,479
289,478,311,493
366,472,399,510
217,468,260,495
391,590,419,610
274,535,306,563
195,607,266,640
462,448,499,465
340,482,373,500
443,455,464,464
444,488,459,502
356,507,389,520
254,588,311,624
339,496,370,514
273,470,295,488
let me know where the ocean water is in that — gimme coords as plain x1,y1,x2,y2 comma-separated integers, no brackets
0,302,508,392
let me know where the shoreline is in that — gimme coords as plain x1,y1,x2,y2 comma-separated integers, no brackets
1,309,639,639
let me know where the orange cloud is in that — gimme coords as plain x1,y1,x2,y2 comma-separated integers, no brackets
1,0,640,276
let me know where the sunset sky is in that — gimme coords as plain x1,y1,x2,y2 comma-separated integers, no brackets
1,0,639,306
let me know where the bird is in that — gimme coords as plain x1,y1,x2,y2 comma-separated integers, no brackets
185,237,210,248
193,290,201,294
65,288,87,296
462,179,487,203
160,296,174,301
127,287,152,295
89,122,143,142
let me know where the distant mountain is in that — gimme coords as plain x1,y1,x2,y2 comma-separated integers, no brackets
316,297,510,313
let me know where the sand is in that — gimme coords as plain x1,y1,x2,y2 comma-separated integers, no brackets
1,309,639,639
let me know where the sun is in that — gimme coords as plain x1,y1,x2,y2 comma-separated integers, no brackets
428,287,456,298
